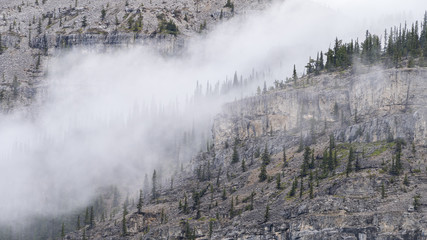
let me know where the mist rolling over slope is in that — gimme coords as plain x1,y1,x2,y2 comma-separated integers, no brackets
1,0,427,239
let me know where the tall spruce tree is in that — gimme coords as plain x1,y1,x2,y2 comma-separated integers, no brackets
137,189,143,214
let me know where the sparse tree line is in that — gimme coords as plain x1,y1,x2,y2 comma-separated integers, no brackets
256,13,427,92
300,12,427,77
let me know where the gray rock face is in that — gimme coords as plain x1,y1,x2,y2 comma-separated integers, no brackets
213,68,427,150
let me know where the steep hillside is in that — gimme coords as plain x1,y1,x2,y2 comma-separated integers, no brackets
64,66,427,239
0,0,267,111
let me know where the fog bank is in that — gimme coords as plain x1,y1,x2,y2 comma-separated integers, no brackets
0,0,426,225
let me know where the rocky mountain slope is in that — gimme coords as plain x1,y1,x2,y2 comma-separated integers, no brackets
0,0,266,111
63,65,427,239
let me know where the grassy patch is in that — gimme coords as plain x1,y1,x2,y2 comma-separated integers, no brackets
369,142,395,157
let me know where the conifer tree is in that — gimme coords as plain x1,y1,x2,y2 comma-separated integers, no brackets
355,154,361,172
0,34,3,55
241,158,246,172
404,174,410,186
61,223,65,239
90,206,94,228
183,193,188,213
310,152,315,169
346,147,354,177
249,191,255,210
137,189,143,214
413,194,421,211
283,146,287,167
261,145,270,165
122,204,128,236
292,64,298,82
381,183,386,199
229,198,234,218
231,144,239,164
288,177,298,197
81,16,87,28
264,204,270,222
259,164,267,182
301,147,310,177
299,177,304,198
209,220,213,238
101,7,106,21
319,51,324,70
276,174,281,189
152,169,157,200
309,182,314,199
84,207,89,225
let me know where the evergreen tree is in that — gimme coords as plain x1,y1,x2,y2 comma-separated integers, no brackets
0,34,3,55
209,220,213,238
161,208,167,223
183,193,188,213
413,194,421,211
346,147,354,177
82,229,86,240
355,154,361,172
90,206,94,228
101,7,106,21
276,174,281,189
229,198,234,218
222,187,227,200
395,140,403,172
381,183,386,199
264,204,270,222
299,177,304,198
241,158,246,172
282,146,287,167
261,145,270,165
292,64,298,82
84,207,89,225
249,191,255,210
152,169,157,200
81,16,87,28
61,223,65,239
403,174,410,186
137,189,143,214
35,54,41,70
322,148,329,177
259,164,267,182
231,144,239,164
315,169,319,187
319,51,324,70
288,177,298,197
122,204,128,236
310,152,315,169
309,182,314,199
301,147,310,177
